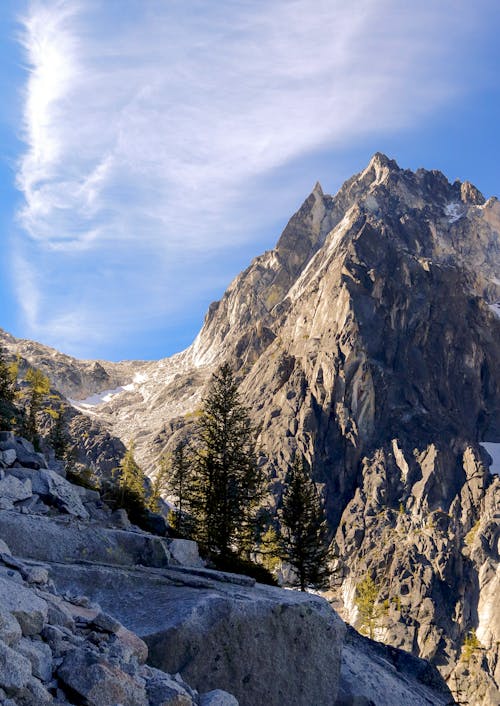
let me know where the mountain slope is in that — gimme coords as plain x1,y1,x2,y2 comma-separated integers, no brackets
4,153,500,704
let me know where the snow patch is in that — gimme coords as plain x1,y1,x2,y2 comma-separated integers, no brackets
70,386,127,409
444,202,465,223
480,442,500,475
70,371,150,410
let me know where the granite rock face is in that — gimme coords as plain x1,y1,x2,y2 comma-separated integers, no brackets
0,438,454,706
3,154,500,702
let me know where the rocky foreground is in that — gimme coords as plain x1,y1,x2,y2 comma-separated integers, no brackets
0,432,453,705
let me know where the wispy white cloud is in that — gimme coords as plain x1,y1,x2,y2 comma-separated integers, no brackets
15,0,483,356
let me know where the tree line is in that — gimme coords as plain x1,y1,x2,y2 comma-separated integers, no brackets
121,363,332,591
1,345,332,592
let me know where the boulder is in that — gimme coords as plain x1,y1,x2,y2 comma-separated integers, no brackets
1,449,16,467
0,639,32,695
0,475,32,503
35,469,90,519
48,561,345,706
0,436,46,470
0,610,22,647
143,666,194,706
0,511,171,568
17,637,53,682
168,539,205,568
200,690,239,706
0,576,48,635
57,647,149,706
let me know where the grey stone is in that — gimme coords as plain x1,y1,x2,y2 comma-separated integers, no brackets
37,470,89,519
25,566,50,585
0,575,48,635
111,508,132,529
17,637,53,682
57,647,148,706
0,638,32,695
0,610,22,647
0,475,32,503
1,449,16,467
168,539,205,568
73,485,101,503
91,612,121,634
0,539,11,555
145,668,194,706
0,511,170,568
48,561,345,706
200,690,239,706
21,676,53,705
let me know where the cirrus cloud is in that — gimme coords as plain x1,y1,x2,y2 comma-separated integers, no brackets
15,0,484,357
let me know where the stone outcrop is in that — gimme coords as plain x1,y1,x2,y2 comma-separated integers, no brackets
0,435,455,705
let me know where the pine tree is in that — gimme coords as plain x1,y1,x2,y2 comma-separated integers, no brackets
24,368,50,448
279,454,331,591
0,347,18,428
48,405,70,459
191,363,262,557
162,439,192,535
354,574,384,639
118,441,146,503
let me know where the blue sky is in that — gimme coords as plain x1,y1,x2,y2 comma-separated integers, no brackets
0,0,499,361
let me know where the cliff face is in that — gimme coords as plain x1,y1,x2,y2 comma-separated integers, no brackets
4,154,500,703
1,432,454,706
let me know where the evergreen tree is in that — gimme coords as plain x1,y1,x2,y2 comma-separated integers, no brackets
260,525,282,573
279,454,331,591
191,363,262,557
354,574,384,639
118,441,146,503
24,368,50,448
48,405,70,459
162,439,192,535
0,347,18,428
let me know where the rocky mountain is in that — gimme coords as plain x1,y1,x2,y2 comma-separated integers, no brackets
3,153,500,704
0,431,453,705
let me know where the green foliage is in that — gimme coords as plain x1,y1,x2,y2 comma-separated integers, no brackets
0,348,19,429
259,526,282,573
48,405,71,459
102,443,153,531
462,629,481,661
212,550,277,586
278,454,331,591
24,368,50,448
355,574,385,639
189,363,263,558
465,520,480,547
118,442,146,502
158,440,192,535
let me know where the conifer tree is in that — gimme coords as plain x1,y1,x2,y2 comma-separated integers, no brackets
279,454,331,591
0,347,16,403
24,368,50,448
191,363,262,557
354,574,384,639
118,441,146,504
0,347,18,428
162,439,192,535
48,405,70,459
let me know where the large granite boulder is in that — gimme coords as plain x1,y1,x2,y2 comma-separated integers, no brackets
46,561,345,706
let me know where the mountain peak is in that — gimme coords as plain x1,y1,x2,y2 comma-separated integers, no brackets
368,152,399,171
312,181,323,196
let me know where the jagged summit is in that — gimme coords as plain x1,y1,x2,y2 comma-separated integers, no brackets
3,154,500,703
